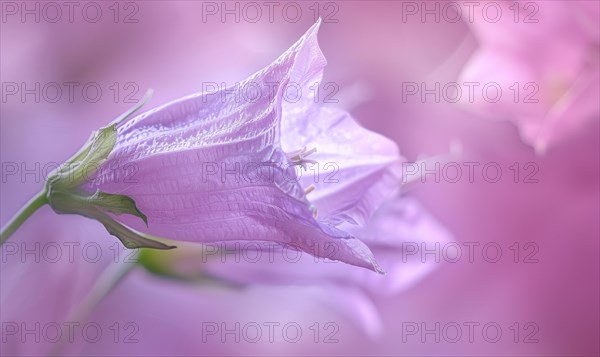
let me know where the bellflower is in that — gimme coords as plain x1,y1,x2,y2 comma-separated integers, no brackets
457,0,599,153
87,20,401,272
1,20,401,273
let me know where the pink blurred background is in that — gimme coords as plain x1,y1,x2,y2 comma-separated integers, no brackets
1,1,598,356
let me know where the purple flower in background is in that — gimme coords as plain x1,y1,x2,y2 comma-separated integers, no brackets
35,20,402,272
457,0,599,153
203,196,451,294
0,211,126,356
135,195,453,338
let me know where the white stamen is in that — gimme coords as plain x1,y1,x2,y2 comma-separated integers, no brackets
309,204,318,218
286,146,317,170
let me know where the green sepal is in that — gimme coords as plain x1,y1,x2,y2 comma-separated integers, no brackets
111,89,153,125
46,89,153,191
47,189,174,250
93,210,175,250
78,124,117,173
46,123,117,191
87,190,148,226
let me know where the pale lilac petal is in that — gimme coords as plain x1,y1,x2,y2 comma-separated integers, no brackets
283,106,403,226
279,37,402,226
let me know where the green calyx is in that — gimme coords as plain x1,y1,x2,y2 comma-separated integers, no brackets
45,123,117,192
45,90,174,250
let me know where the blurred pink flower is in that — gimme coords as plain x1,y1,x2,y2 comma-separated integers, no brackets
457,0,599,153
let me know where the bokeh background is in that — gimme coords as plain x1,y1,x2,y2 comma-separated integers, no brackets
1,1,598,356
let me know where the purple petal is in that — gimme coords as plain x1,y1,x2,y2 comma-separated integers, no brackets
283,106,403,226
278,32,402,226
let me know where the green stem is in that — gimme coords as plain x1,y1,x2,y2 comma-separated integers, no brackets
0,190,48,245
